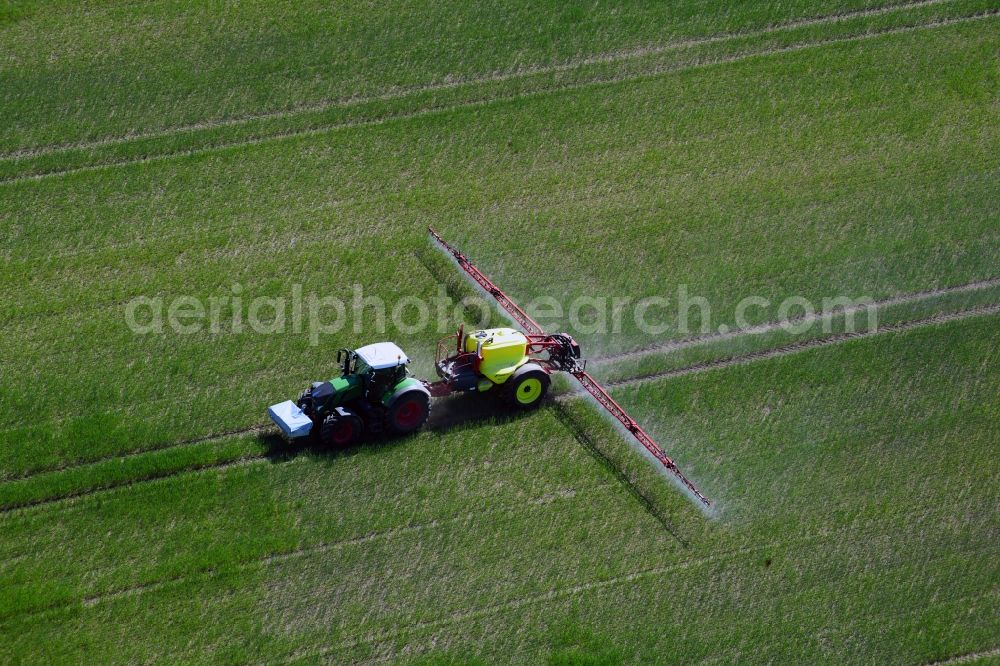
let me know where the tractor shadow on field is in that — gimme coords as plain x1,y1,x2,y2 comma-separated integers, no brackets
550,400,690,548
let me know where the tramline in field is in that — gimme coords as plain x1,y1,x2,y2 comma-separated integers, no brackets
267,227,710,506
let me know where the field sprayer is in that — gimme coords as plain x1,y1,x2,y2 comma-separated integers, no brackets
266,227,710,506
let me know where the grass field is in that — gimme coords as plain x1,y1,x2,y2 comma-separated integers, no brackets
2,313,995,663
1,1,998,663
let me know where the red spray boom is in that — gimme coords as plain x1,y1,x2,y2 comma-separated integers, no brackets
428,227,710,507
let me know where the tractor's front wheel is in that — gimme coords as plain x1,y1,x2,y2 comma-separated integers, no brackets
386,391,430,435
506,364,550,409
319,409,363,447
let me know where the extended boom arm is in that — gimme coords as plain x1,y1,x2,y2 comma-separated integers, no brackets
429,226,544,336
428,226,711,507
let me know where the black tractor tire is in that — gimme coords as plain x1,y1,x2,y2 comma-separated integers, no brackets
506,363,550,410
385,390,431,436
319,408,364,448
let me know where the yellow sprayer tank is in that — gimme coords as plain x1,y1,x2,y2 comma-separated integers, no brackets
464,327,529,384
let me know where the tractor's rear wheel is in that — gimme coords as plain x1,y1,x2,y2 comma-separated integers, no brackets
319,409,363,447
386,391,430,435
507,364,550,409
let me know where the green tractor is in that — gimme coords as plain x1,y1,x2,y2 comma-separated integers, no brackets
267,326,582,446
268,342,431,446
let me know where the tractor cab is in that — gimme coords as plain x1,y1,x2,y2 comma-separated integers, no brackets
341,341,409,386
347,341,410,399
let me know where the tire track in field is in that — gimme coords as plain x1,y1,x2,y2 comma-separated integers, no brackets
686,587,1000,666
282,514,992,662
604,303,1000,388
2,483,608,624
0,0,961,162
0,422,273,485
0,385,519,501
5,452,989,647
331,570,1000,664
593,277,1000,364
77,530,417,607
925,647,1000,665
1,372,490,481
0,398,570,516
2,11,995,185
81,483,603,609
3,149,991,306
283,533,831,662
0,454,267,516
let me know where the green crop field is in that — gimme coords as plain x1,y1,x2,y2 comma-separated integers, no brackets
1,0,997,663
